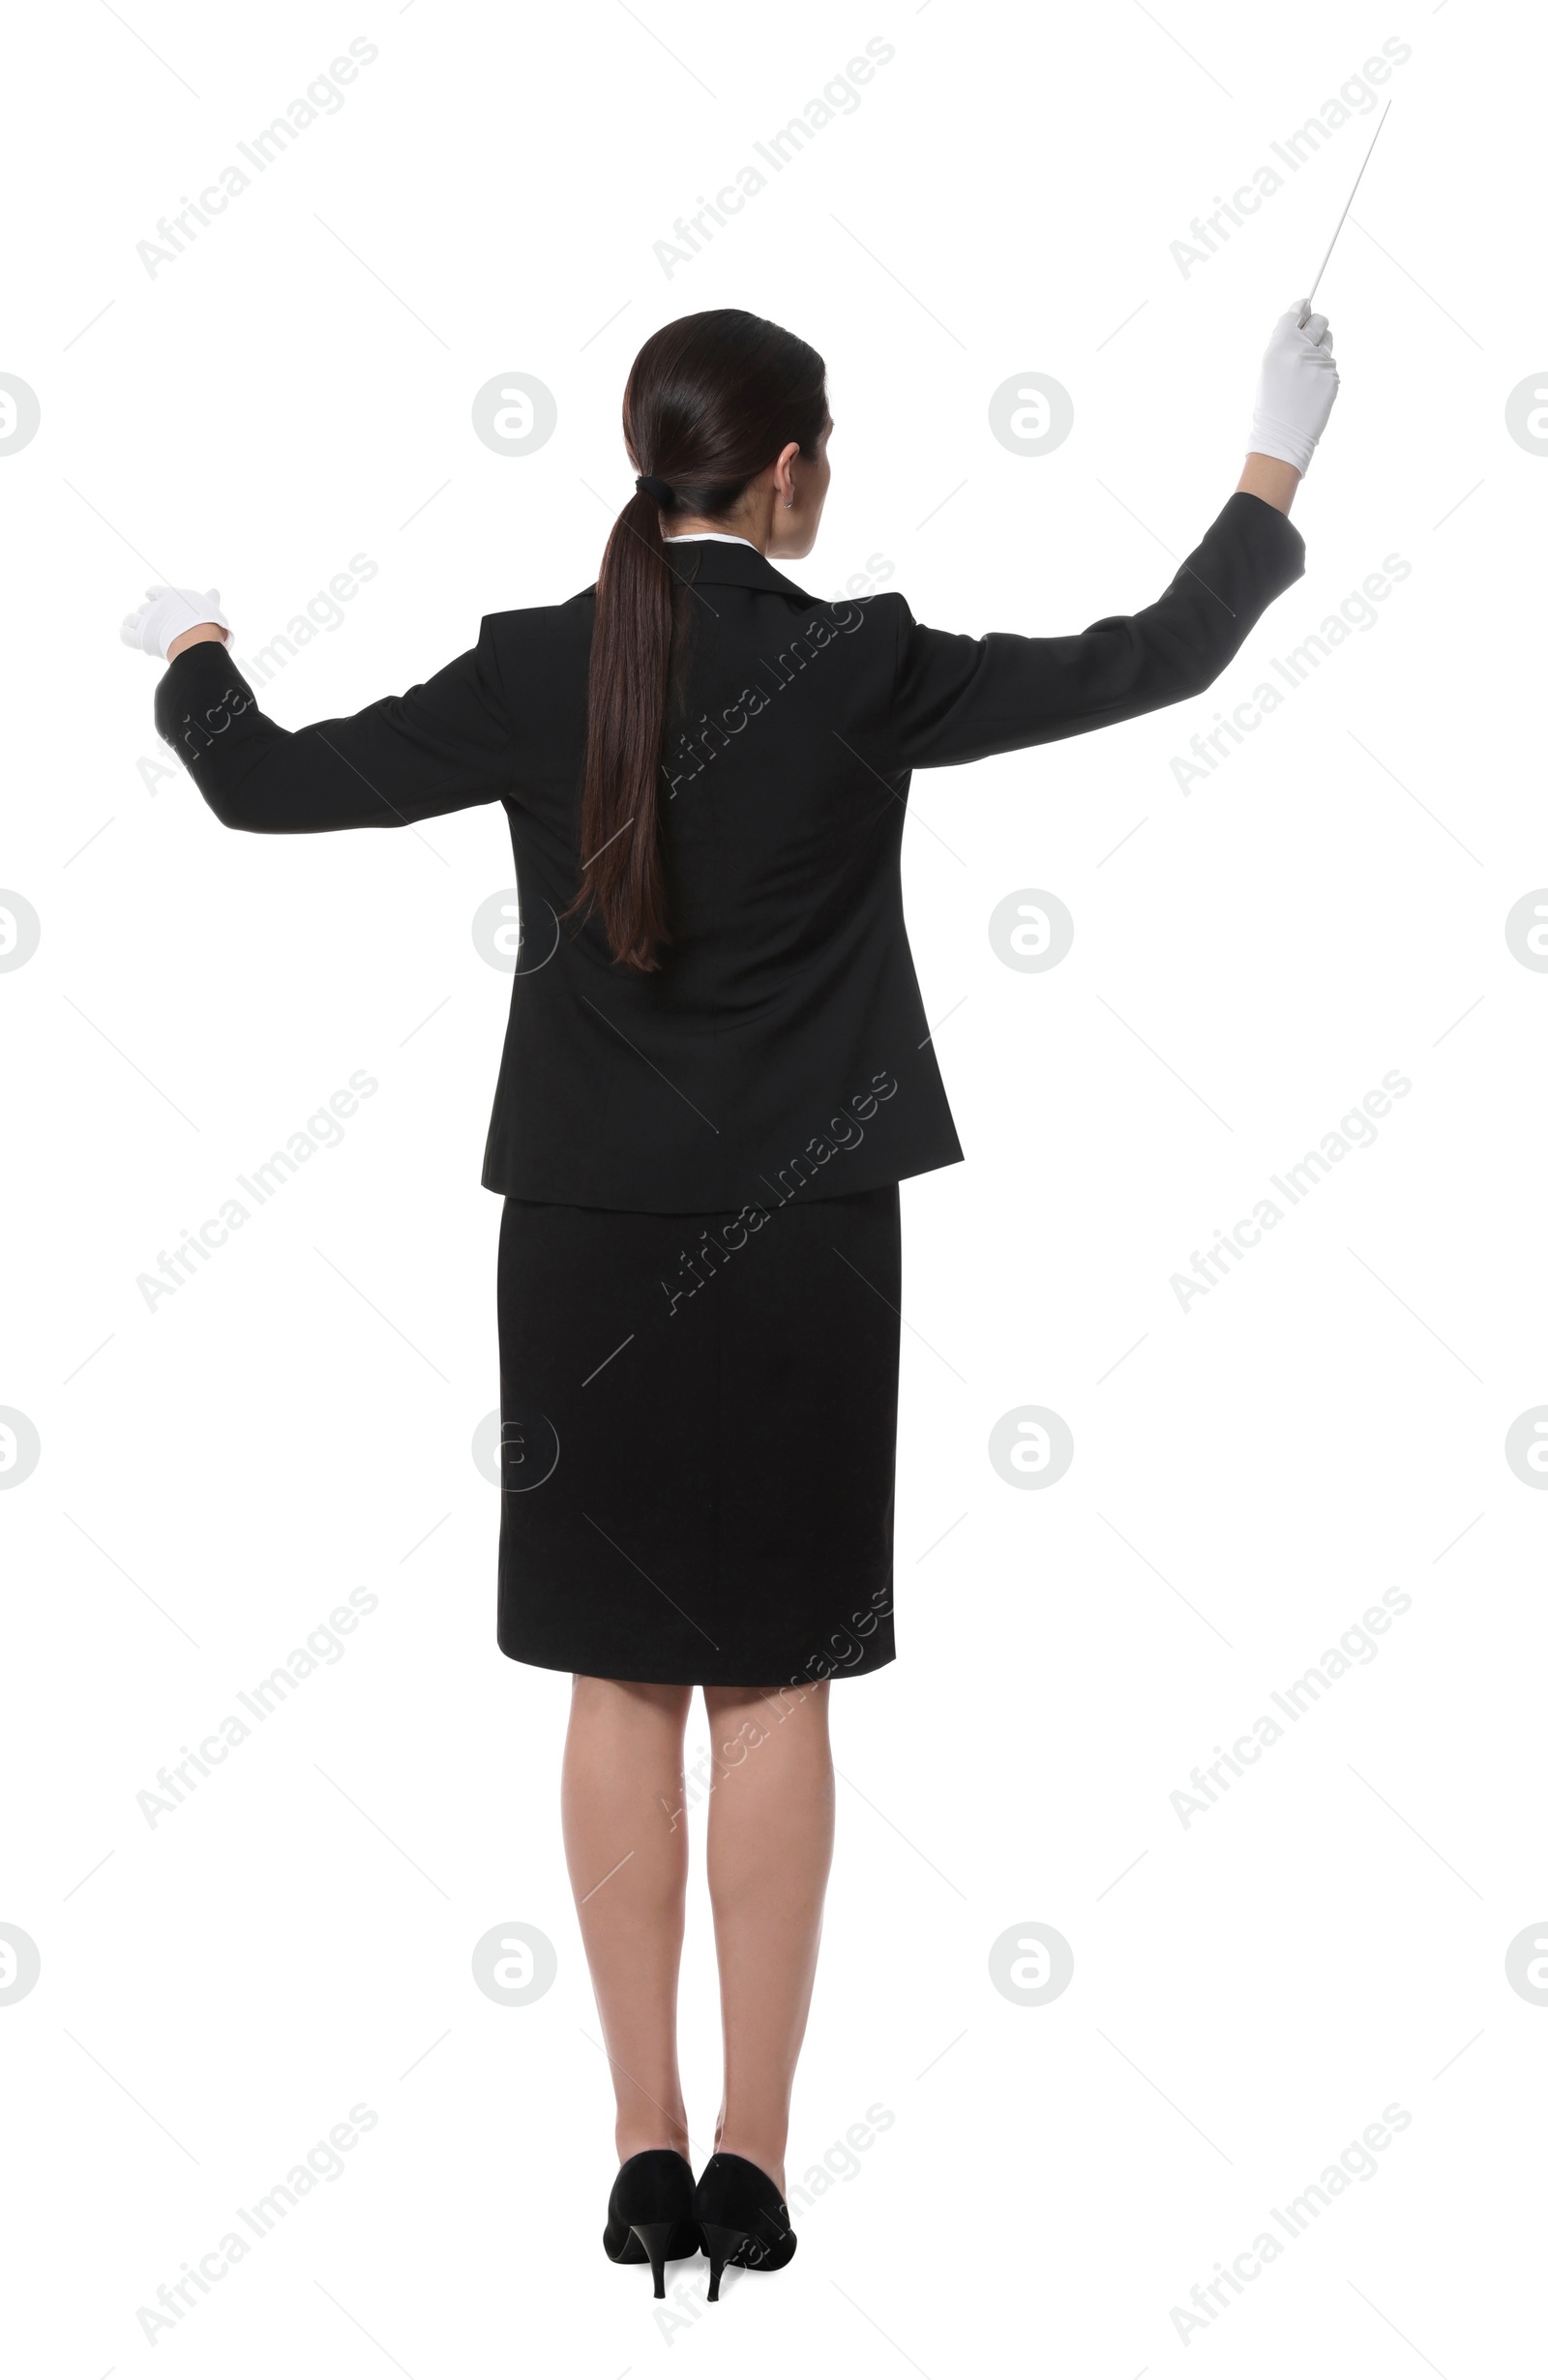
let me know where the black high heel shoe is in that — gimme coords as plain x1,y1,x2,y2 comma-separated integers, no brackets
694,2152,797,2302
602,2149,700,2298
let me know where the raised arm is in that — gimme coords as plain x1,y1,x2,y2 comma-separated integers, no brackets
890,485,1305,769
890,301,1337,772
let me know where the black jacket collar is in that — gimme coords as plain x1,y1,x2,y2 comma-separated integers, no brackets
664,539,818,602
579,539,819,608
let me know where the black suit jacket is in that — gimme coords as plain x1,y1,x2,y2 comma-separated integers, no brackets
155,492,1304,1212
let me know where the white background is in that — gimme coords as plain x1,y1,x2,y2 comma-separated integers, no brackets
4,1,1544,2370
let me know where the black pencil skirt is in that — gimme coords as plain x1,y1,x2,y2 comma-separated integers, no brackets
495,1182,901,1687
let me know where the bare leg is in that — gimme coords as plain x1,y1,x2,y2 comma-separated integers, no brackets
561,1674,694,2165
702,1680,835,2197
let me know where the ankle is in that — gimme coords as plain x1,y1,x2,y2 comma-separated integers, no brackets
617,2124,691,2167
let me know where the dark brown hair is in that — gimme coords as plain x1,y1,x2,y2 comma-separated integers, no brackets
562,310,828,971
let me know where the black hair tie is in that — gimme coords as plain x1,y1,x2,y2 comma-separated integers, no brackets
635,473,674,507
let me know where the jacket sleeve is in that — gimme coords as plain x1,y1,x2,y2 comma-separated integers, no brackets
890,491,1305,770
153,615,516,833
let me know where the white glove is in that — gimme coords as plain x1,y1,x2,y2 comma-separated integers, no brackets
1247,303,1339,475
120,584,230,660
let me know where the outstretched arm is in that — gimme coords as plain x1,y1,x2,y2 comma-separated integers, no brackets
141,610,517,834
889,301,1338,772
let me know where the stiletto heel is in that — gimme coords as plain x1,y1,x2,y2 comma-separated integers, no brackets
700,2220,745,2303
628,2219,677,2299
694,2154,797,2301
602,2151,700,2295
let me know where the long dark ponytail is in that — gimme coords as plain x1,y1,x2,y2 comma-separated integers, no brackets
563,310,828,972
